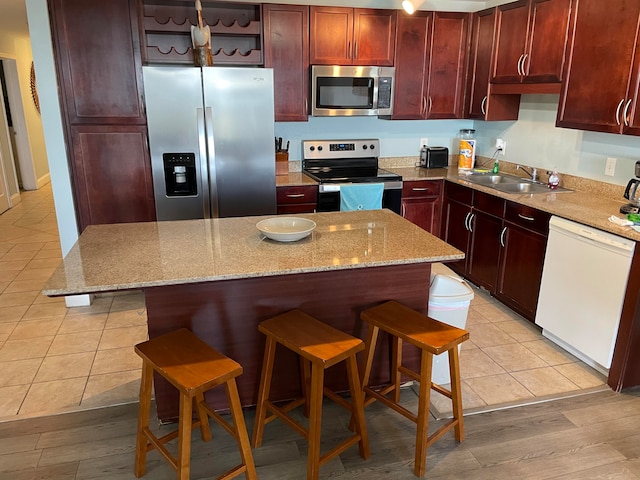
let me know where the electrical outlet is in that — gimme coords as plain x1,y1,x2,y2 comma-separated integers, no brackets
605,157,616,176
420,137,429,148
495,138,505,155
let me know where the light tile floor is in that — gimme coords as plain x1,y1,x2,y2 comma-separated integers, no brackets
0,185,607,421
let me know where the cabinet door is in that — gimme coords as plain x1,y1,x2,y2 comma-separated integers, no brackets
466,9,521,121
492,0,530,84
309,7,353,65
443,199,471,276
524,0,572,83
401,180,442,235
49,0,145,125
557,0,640,133
276,185,318,214
496,223,547,321
425,12,469,119
264,5,309,122
392,12,431,119
467,210,503,291
353,9,397,66
467,9,495,118
70,126,156,230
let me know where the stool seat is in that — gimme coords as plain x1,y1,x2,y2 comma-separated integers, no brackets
252,310,369,480
134,328,256,480
359,300,469,478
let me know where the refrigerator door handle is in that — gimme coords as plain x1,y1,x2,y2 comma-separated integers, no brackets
204,106,219,218
197,107,211,218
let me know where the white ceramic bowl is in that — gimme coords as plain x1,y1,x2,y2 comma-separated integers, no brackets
256,217,316,242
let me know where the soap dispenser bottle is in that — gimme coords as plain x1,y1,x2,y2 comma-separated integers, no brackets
548,170,560,189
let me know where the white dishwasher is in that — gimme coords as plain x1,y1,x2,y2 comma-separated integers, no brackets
535,216,635,375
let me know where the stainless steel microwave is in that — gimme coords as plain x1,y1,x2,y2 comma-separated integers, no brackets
311,65,395,117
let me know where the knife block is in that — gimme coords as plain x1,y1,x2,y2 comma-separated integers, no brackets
276,151,289,176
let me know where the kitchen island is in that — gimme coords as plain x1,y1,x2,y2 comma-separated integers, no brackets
43,209,463,421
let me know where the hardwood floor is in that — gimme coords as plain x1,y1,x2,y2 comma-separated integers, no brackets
1,386,640,479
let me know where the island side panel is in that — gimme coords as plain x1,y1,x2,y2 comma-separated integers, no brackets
143,263,432,422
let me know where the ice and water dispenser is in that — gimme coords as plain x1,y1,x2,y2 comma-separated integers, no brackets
162,153,197,197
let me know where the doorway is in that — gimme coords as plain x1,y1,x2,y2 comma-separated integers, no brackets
0,61,16,214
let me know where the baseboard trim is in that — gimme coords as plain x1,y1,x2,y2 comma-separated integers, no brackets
36,173,51,189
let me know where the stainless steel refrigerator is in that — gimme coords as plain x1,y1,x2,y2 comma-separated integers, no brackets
143,66,277,221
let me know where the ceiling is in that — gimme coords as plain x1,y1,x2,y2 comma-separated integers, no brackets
1,0,508,40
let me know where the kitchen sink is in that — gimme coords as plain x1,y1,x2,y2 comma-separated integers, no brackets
458,172,573,194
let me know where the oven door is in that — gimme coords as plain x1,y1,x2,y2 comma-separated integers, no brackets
317,183,402,214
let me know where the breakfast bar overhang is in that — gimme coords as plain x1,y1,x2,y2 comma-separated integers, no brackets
43,209,464,422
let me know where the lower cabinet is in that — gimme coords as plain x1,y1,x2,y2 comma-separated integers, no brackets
276,185,318,214
401,180,442,235
442,181,550,322
495,201,550,320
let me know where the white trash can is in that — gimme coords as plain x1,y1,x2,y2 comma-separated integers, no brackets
428,273,474,385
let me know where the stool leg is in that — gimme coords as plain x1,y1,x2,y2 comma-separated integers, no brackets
134,362,153,478
360,324,380,389
346,353,370,460
177,393,194,480
391,337,403,403
449,346,465,442
252,335,276,448
415,349,433,478
307,361,324,480
225,378,258,480
195,392,212,442
300,357,311,418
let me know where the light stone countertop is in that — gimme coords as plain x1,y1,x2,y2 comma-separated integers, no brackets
42,209,464,296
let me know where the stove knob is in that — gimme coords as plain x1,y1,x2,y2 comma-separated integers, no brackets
370,144,375,150
363,144,368,150
309,146,315,151
318,146,323,151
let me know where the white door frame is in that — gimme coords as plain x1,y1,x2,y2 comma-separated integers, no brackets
1,57,38,191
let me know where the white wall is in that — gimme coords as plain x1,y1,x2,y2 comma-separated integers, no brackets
474,95,640,186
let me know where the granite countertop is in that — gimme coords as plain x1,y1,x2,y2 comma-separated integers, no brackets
43,209,463,296
276,172,317,187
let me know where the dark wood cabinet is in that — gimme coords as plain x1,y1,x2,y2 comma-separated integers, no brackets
49,0,156,230
442,182,550,322
465,8,520,120
310,7,396,66
70,125,155,228
495,202,550,320
392,11,468,119
276,185,318,214
442,182,473,276
50,0,145,125
401,180,441,235
465,191,505,291
263,4,309,122
492,0,571,87
557,0,640,134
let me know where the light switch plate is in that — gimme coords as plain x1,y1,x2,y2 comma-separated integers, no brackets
605,157,616,176
420,137,429,148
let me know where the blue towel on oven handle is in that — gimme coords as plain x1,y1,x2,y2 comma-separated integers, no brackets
340,183,384,211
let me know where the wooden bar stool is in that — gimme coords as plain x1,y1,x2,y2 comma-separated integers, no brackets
359,300,469,477
134,328,257,480
251,310,370,480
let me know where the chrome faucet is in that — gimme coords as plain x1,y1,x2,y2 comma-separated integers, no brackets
516,165,538,182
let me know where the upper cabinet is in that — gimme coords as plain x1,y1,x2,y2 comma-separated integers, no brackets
392,11,469,119
465,8,519,120
557,0,640,134
310,7,396,66
491,0,571,88
51,0,146,125
263,4,309,122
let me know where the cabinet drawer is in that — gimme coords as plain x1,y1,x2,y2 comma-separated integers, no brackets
402,180,442,198
277,185,318,204
504,201,550,234
445,181,473,204
474,190,505,217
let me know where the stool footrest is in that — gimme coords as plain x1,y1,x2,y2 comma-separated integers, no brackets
265,400,309,439
431,382,453,399
142,427,179,470
364,386,418,424
319,434,362,467
200,402,237,440
426,418,459,448
397,365,421,383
